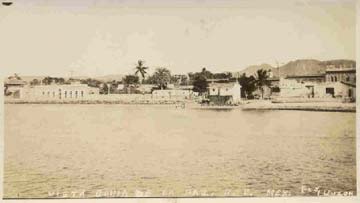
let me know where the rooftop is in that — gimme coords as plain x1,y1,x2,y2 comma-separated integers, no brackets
340,81,356,87
208,82,239,88
4,79,27,85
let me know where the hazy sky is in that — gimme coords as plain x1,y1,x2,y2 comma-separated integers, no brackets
0,0,356,77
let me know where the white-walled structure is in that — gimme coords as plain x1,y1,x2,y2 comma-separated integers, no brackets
208,82,241,100
207,82,242,104
152,89,194,100
19,83,99,100
279,78,356,100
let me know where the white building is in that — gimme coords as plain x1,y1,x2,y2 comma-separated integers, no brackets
19,82,99,100
279,78,356,100
208,82,242,104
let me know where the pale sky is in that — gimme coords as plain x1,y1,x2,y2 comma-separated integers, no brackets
0,0,356,77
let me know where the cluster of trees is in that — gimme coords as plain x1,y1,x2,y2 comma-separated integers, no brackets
122,60,172,91
189,68,233,95
29,77,67,86
238,69,271,99
42,77,66,85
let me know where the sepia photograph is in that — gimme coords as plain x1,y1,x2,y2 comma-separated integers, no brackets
0,0,358,201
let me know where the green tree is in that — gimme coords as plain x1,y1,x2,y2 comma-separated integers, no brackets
143,74,156,84
192,75,208,95
153,68,171,89
200,67,213,79
213,72,232,79
42,76,53,85
238,73,256,99
122,75,139,94
255,69,271,99
100,83,109,94
30,79,40,86
134,60,149,83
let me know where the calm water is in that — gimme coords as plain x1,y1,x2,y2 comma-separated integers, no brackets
4,104,356,198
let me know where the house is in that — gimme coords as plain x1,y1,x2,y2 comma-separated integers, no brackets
207,82,241,105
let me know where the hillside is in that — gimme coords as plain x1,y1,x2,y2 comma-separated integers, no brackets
233,59,356,78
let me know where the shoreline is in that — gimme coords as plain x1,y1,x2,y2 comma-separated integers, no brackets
4,99,186,105
5,99,356,112
241,101,356,112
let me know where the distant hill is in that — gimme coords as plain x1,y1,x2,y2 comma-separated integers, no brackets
232,63,274,78
7,74,125,83
93,74,125,82
233,59,356,78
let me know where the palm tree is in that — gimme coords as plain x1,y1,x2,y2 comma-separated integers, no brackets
255,69,271,99
153,67,171,89
134,60,149,83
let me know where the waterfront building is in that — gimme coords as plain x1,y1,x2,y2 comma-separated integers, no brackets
277,65,356,101
4,78,27,98
18,82,99,100
207,82,241,105
279,78,356,101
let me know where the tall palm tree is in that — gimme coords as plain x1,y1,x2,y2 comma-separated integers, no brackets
134,60,149,83
255,69,271,99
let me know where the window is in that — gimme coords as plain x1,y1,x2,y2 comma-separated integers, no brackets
271,87,280,93
326,88,335,97
81,91,84,97
334,76,337,82
42,91,45,95
70,91,72,98
212,89,215,91
346,76,350,82
64,91,67,98
75,91,78,98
